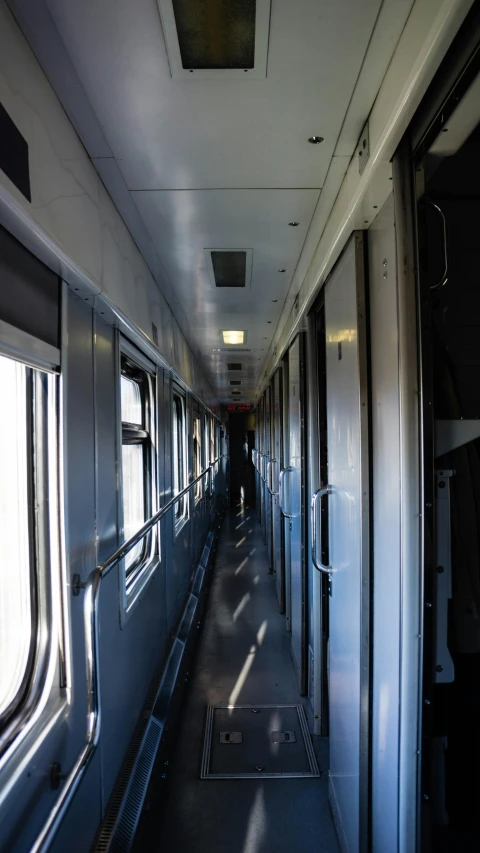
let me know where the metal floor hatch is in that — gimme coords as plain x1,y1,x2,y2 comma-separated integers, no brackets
201,704,320,779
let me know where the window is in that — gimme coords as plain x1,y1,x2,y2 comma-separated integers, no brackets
0,355,35,725
120,354,154,593
173,391,188,526
204,413,210,495
210,416,215,464
193,416,202,502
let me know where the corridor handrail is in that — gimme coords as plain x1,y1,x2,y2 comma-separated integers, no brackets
31,458,222,853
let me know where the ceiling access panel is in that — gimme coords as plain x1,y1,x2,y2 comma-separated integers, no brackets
158,0,271,79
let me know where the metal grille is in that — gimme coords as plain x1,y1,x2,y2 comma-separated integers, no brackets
108,720,162,853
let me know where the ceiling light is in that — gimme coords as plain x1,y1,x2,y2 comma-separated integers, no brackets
272,299,278,303
289,222,299,227
222,331,245,345
308,136,324,144
278,268,286,272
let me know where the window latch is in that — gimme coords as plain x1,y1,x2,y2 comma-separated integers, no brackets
72,573,87,596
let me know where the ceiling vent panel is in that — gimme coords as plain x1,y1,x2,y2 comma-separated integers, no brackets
230,380,242,385
206,248,253,289
212,251,245,287
227,363,242,370
158,1,271,79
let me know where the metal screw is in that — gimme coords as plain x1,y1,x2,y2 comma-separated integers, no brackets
437,565,444,574
424,699,431,705
439,481,445,489
426,602,432,608
436,665,443,673
383,258,388,267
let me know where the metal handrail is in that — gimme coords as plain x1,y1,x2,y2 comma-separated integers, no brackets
31,459,221,853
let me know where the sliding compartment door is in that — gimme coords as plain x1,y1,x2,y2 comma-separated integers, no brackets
287,334,307,693
322,234,370,853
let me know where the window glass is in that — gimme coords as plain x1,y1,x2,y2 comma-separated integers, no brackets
173,393,186,522
193,416,201,501
0,355,33,720
210,417,215,464
120,355,153,584
122,443,145,570
121,375,142,425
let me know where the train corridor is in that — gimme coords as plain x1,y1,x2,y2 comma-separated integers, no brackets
146,504,339,853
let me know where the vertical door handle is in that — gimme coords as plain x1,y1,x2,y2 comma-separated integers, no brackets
279,467,295,518
311,487,334,574
266,460,272,493
261,454,269,483
266,459,278,495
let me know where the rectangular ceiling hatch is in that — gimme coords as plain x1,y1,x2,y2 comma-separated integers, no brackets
230,380,241,385
158,1,271,79
173,0,255,69
206,248,253,289
227,363,242,370
212,251,246,287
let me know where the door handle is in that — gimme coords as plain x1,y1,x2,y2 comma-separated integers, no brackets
261,454,269,483
279,467,295,518
311,487,334,574
267,459,278,495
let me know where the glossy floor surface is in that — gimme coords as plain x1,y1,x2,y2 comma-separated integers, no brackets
151,504,340,853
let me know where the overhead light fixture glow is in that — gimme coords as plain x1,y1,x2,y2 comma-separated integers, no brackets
222,331,245,345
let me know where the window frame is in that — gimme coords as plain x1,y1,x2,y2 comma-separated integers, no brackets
193,414,202,504
118,338,158,618
0,360,37,729
203,411,211,496
0,351,63,773
172,386,188,532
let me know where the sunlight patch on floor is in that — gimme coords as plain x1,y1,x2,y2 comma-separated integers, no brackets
228,645,257,708
242,785,266,853
235,557,249,576
233,592,251,622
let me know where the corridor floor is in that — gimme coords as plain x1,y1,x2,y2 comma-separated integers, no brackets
153,505,340,853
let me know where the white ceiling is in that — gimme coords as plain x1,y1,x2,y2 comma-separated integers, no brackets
10,0,414,403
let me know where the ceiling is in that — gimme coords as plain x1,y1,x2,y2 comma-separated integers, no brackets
9,0,414,404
